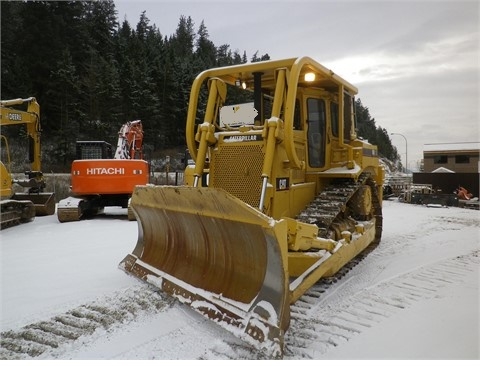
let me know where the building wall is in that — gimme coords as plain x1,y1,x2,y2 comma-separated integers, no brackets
423,151,479,173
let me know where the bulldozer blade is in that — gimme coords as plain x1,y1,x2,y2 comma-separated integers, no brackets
120,185,290,357
12,192,56,216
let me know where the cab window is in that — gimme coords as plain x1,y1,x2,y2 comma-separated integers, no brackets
307,98,326,167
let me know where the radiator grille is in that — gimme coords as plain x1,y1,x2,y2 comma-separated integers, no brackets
210,144,264,208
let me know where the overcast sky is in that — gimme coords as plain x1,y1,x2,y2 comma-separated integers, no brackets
115,0,479,171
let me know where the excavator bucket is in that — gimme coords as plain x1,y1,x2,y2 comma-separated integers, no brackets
12,192,56,216
120,185,290,357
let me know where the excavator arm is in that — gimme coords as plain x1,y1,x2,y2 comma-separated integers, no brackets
114,120,144,160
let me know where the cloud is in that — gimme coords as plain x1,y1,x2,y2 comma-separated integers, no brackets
114,0,479,169
326,30,478,84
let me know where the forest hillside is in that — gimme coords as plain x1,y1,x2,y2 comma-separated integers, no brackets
1,1,400,172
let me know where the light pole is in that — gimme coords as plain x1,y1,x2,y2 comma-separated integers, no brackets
391,132,408,173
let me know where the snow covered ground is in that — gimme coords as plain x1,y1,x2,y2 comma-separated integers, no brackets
0,199,478,361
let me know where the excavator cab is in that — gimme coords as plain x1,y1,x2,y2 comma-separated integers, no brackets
76,141,113,159
121,57,383,357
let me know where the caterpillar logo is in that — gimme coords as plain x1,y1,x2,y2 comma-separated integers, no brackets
86,167,125,175
223,134,262,142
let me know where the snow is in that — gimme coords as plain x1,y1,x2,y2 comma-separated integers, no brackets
423,142,480,153
431,167,455,173
0,200,479,361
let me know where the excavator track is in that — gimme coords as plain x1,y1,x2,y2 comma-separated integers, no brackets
57,197,84,222
57,209,81,223
57,197,105,223
0,199,36,230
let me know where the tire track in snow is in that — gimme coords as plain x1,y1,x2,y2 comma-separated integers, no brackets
0,285,175,360
284,250,479,358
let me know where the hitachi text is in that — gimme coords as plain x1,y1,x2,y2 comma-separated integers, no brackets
86,167,125,175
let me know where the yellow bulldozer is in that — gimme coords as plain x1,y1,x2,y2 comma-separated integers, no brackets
0,97,56,229
120,57,384,357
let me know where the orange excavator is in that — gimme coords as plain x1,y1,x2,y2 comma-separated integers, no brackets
57,120,149,222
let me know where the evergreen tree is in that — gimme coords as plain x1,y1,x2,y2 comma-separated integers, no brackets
195,20,216,70
242,51,248,64
1,2,30,99
49,48,82,166
170,15,195,59
251,51,270,62
216,44,233,66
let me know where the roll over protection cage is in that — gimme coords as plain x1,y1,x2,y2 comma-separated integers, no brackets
185,56,358,174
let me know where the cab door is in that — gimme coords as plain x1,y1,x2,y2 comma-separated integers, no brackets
306,97,326,168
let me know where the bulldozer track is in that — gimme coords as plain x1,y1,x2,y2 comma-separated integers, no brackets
0,285,175,360
296,172,382,240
